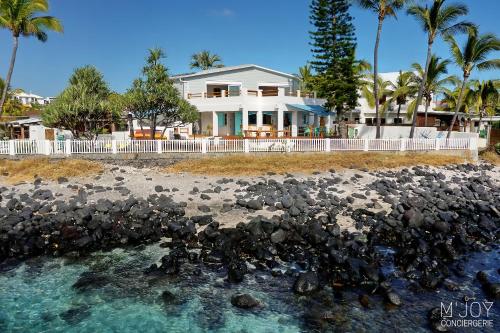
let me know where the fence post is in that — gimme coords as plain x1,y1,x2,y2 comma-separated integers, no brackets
325,138,331,152
157,140,162,154
469,137,477,152
400,138,406,152
65,139,72,155
201,138,207,154
8,140,15,156
111,140,117,154
244,139,250,153
286,138,291,153
435,138,440,151
44,140,51,155
364,139,369,152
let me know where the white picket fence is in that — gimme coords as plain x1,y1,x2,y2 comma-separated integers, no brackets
0,138,476,156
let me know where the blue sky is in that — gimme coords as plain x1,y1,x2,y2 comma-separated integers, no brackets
0,0,499,97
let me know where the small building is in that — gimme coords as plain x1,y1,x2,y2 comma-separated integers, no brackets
13,92,54,106
7,117,43,139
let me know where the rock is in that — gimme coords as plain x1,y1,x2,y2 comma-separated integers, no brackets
294,272,319,295
403,208,424,228
200,194,211,200
191,215,213,226
154,185,163,193
246,200,262,210
59,305,91,325
198,205,211,213
231,293,260,309
358,294,372,308
228,260,248,283
115,176,124,181
72,271,110,291
385,291,402,306
57,177,69,184
270,229,287,244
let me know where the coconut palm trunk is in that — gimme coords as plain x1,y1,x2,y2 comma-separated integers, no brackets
396,103,402,121
373,17,383,139
424,97,430,127
447,75,468,138
409,43,432,138
0,36,19,116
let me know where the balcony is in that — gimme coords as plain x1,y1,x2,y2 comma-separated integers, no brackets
187,89,316,99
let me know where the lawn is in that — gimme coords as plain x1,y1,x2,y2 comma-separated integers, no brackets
0,158,103,183
165,152,469,176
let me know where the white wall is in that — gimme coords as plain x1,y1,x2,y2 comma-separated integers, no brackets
352,125,438,139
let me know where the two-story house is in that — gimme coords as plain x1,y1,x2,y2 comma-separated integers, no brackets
172,64,329,137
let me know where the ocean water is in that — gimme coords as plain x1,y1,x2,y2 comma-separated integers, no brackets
0,243,498,333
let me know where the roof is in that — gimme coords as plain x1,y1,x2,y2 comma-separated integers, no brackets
8,117,42,125
14,92,45,99
286,104,330,116
171,64,298,80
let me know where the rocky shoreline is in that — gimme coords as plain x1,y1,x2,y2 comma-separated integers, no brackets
1,162,499,330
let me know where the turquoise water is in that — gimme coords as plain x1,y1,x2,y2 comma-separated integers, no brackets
0,244,498,332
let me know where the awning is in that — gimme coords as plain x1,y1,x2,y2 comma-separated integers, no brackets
286,104,331,117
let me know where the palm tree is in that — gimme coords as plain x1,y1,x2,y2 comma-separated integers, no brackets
445,28,500,138
388,70,416,122
190,50,223,70
467,80,499,133
298,64,314,92
362,74,393,118
410,55,454,126
0,0,63,117
355,0,407,139
407,0,472,138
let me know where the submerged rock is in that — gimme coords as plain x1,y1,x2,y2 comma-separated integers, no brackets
230,294,260,309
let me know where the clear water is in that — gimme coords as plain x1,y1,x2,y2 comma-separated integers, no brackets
0,243,498,333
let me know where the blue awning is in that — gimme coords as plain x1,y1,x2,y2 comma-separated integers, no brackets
286,104,331,116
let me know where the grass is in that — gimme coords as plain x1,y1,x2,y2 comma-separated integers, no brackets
0,158,103,183
480,150,500,165
165,152,469,176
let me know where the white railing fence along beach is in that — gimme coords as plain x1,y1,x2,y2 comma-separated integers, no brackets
0,138,477,156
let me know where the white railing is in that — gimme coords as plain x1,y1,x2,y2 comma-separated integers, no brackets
0,138,476,156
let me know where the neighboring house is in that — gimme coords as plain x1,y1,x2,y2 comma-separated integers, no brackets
172,64,328,137
13,92,54,106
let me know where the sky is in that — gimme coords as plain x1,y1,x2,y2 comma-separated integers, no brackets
0,0,499,97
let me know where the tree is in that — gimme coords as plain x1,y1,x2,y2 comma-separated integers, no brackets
125,48,198,139
42,66,121,139
0,76,24,116
388,71,416,122
355,0,407,138
190,50,223,70
445,28,500,138
467,80,499,133
407,0,472,138
361,74,393,117
298,64,314,92
0,0,63,118
410,55,453,126
310,0,358,134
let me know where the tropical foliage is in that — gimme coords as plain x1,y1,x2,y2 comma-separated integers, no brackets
388,70,416,121
355,0,408,138
0,0,63,117
407,55,453,124
298,64,314,92
42,66,121,139
125,48,199,138
407,0,472,138
361,74,393,114
445,28,500,137
190,50,223,70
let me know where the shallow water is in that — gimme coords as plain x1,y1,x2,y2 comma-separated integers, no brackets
0,243,498,333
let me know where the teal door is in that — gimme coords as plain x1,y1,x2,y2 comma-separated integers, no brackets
234,112,242,135
217,113,225,129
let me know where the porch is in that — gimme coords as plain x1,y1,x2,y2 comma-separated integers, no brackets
199,105,334,138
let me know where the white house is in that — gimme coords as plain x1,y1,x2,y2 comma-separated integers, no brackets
172,64,329,137
13,92,54,106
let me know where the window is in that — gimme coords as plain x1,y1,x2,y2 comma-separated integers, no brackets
249,113,257,125
263,114,273,125
365,118,373,125
393,118,402,124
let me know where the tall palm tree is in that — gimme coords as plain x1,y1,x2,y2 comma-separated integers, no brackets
411,55,454,126
298,64,314,92
445,28,500,138
0,0,63,117
407,0,472,138
355,0,407,139
190,50,223,70
388,70,416,122
362,74,393,117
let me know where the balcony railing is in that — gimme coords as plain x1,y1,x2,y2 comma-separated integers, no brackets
187,89,317,99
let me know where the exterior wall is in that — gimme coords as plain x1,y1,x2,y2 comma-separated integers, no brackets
176,67,299,95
